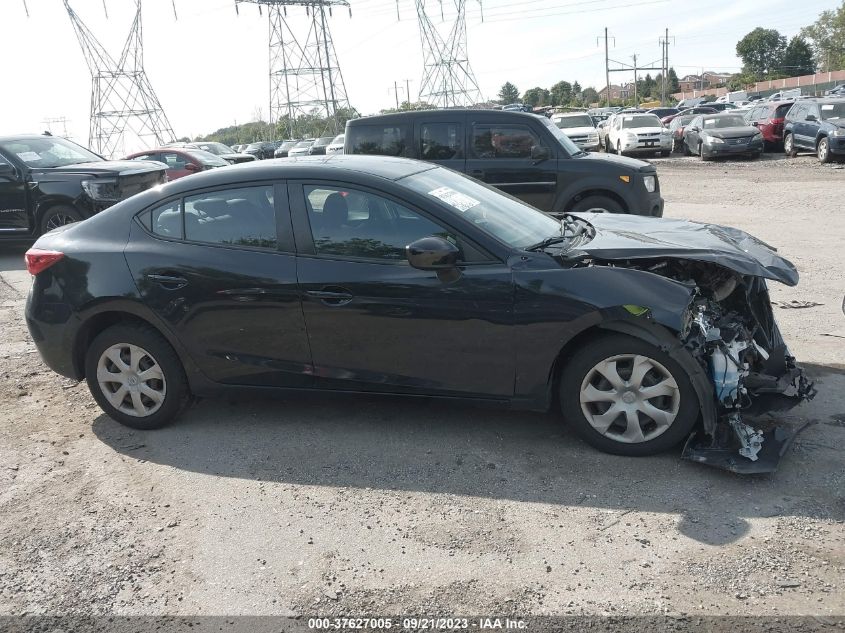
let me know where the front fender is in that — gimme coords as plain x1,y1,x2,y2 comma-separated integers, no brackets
553,177,636,213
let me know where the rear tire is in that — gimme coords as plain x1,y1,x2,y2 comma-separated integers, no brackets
570,195,624,214
39,205,82,235
85,324,190,430
660,150,670,157
559,334,700,456
784,133,797,158
682,140,692,156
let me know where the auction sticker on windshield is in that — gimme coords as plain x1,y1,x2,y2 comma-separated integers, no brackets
428,187,480,212
17,152,41,162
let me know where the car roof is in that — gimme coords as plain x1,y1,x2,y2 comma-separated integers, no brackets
347,109,540,125
700,112,745,120
154,155,436,196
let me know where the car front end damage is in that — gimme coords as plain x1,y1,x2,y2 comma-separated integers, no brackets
564,215,817,472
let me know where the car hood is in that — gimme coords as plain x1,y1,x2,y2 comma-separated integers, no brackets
569,213,798,286
703,126,758,139
573,150,654,173
625,126,664,134
560,126,597,136
30,160,164,177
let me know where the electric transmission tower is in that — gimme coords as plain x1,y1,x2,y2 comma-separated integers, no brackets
237,0,353,139
64,1,175,157
415,0,483,108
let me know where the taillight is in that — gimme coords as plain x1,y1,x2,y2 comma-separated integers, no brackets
25,249,64,275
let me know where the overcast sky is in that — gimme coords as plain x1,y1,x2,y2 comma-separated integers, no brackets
0,0,836,150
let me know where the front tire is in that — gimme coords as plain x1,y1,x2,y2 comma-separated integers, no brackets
570,195,624,214
40,204,82,235
560,334,700,456
818,137,831,163
683,139,692,156
85,324,189,430
784,133,797,158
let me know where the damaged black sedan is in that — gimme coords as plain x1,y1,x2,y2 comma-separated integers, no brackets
24,156,813,473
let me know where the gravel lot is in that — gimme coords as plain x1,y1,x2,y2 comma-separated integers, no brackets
1,154,843,625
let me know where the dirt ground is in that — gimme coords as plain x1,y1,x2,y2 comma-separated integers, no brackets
0,154,843,625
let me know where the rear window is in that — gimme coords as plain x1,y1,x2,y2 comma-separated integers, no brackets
347,124,409,156
774,104,792,118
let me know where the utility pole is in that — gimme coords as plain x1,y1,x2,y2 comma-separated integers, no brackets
659,28,674,105
390,81,403,109
604,28,610,106
632,54,638,105
404,78,414,107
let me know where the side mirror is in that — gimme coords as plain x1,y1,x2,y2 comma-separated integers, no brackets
406,236,460,271
184,163,200,172
751,121,759,126
805,114,817,122
531,145,550,161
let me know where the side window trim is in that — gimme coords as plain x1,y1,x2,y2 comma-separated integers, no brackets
134,179,292,253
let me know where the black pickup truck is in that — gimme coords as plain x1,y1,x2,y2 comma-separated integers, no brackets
0,134,167,239
344,109,664,217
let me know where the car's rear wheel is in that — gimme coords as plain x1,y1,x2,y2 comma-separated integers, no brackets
817,137,831,163
85,324,189,430
682,139,692,156
559,334,700,456
784,133,797,158
570,195,624,214
40,205,82,235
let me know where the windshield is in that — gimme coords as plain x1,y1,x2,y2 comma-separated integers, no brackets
331,134,344,144
280,141,298,151
294,141,313,148
402,167,562,250
185,150,229,166
0,137,102,168
621,115,662,129
703,116,747,128
820,102,845,120
195,142,233,156
313,136,334,147
537,115,581,155
554,115,594,129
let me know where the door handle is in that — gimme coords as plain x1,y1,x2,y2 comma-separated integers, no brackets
146,273,188,290
306,288,353,306
470,169,485,179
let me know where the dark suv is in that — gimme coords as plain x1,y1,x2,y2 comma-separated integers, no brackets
783,99,845,163
0,134,166,239
344,110,663,216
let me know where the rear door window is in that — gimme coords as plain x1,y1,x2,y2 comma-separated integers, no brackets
471,124,540,159
348,124,410,156
419,122,462,160
184,186,277,249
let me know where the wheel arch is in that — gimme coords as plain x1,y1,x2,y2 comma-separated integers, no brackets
547,316,717,436
562,188,629,214
34,196,85,226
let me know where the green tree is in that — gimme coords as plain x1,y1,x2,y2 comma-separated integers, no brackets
549,81,572,106
736,28,787,79
667,67,680,93
581,87,599,105
497,81,520,104
800,3,845,73
572,81,582,96
728,71,757,91
781,36,816,75
522,87,551,107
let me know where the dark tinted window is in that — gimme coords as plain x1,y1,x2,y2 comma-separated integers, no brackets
304,185,451,261
774,104,792,118
149,201,182,239
786,104,804,121
160,152,190,170
471,124,540,159
348,125,409,156
184,186,276,249
420,122,461,160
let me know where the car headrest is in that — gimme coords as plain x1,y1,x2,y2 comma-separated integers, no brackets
322,192,349,227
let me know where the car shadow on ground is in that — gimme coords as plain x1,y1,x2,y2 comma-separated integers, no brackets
91,382,843,547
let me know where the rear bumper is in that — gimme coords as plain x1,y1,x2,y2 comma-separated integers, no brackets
25,288,82,380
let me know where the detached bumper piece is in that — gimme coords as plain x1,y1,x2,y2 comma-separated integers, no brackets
682,419,812,474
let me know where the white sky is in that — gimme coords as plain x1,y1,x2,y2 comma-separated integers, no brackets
0,0,836,150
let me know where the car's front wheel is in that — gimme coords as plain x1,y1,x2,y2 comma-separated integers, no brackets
784,133,797,158
570,195,624,214
559,334,700,456
817,137,831,163
85,324,190,430
40,205,82,235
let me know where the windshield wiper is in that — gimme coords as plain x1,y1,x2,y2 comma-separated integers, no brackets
527,217,591,251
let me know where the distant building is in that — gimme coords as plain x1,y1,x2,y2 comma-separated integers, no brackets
598,82,633,101
679,72,733,92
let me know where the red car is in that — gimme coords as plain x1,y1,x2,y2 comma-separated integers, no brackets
744,101,794,150
124,147,229,181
